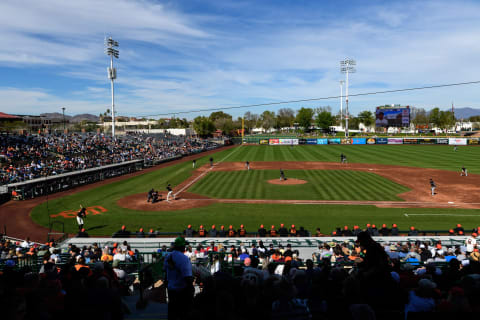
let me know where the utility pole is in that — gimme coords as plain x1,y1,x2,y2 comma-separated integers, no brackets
61,107,66,131
339,80,344,130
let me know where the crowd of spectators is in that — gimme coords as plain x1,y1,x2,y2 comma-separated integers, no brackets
2,230,480,319
169,232,480,319
0,237,143,319
0,132,219,185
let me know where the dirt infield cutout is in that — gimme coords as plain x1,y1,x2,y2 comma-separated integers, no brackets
116,161,480,212
267,178,308,185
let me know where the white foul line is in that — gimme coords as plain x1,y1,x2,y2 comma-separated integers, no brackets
174,145,242,196
404,213,480,217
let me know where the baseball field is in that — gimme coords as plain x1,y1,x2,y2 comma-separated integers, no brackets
29,144,480,236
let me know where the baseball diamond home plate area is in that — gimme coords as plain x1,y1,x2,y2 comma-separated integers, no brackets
117,161,480,211
4,144,480,239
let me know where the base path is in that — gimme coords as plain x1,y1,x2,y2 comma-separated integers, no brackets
0,146,235,242
117,161,480,211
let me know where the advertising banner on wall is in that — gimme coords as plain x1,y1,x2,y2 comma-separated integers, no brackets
317,139,328,145
341,138,352,145
437,138,449,144
376,138,388,144
366,138,376,145
449,138,467,145
387,138,403,144
403,138,418,144
468,138,479,145
259,139,269,145
298,138,307,145
418,138,436,144
306,139,318,145
352,138,366,145
328,138,341,144
279,139,299,145
269,139,279,145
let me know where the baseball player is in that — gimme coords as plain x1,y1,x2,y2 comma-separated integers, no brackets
430,178,436,196
209,157,214,168
192,159,196,168
461,166,468,176
147,188,154,202
454,145,458,152
280,169,286,181
77,205,86,231
166,184,175,201
245,161,250,170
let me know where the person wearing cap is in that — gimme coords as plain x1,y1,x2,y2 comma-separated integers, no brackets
114,225,130,238
228,225,236,237
76,204,86,231
454,223,464,235
408,226,419,236
289,225,297,237
183,225,195,237
209,225,218,237
148,229,156,238
164,237,194,320
465,233,477,253
238,224,246,237
136,228,145,238
351,226,360,236
391,224,399,236
430,178,437,196
198,225,206,237
269,225,277,237
342,225,353,237
166,183,175,202
278,223,288,237
218,225,226,237
379,224,390,236
258,224,267,237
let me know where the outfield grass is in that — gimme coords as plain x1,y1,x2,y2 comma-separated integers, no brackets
188,170,409,201
211,145,480,173
29,145,480,236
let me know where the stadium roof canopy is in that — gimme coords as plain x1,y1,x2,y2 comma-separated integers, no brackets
0,112,20,119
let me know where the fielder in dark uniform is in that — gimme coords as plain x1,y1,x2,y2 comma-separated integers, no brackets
147,188,154,203
77,205,86,231
280,168,286,181
461,166,468,176
209,157,213,168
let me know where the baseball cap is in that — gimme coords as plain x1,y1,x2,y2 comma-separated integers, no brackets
392,224,397,228
121,225,126,230
473,233,478,237
211,225,215,229
280,223,284,227
174,237,189,247
271,225,275,229
260,224,264,228
291,224,295,228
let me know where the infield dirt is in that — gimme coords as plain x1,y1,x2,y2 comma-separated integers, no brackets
117,161,480,211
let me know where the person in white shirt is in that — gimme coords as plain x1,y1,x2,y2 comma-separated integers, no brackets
465,233,477,253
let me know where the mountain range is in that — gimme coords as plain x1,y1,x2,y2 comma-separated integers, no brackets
453,108,480,120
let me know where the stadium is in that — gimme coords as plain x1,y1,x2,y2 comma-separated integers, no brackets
2,1,480,319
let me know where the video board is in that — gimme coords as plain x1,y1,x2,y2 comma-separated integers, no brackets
375,106,410,127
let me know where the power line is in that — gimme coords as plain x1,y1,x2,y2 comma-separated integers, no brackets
134,80,480,117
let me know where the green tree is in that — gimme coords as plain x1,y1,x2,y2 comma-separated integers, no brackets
468,115,480,122
315,107,335,130
209,111,232,122
411,108,428,127
295,107,314,131
193,116,215,137
429,108,441,127
357,110,375,127
276,108,295,129
438,111,455,130
261,111,276,132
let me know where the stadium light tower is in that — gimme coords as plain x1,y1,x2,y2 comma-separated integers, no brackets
339,80,344,130
61,107,66,131
340,58,356,138
105,36,119,139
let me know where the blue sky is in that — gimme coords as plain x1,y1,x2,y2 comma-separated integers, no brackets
0,0,479,119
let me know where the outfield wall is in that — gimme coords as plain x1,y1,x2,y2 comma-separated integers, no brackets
244,137,478,145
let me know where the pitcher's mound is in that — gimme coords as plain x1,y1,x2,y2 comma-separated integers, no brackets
267,179,308,185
